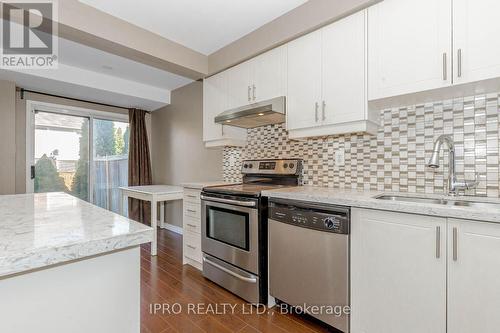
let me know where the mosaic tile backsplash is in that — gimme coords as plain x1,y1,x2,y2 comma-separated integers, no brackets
223,93,500,197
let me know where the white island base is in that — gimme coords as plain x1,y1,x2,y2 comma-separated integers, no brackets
0,247,140,333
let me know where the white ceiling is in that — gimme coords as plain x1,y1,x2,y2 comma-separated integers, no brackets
78,0,308,55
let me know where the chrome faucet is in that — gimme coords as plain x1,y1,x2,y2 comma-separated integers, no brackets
427,134,479,196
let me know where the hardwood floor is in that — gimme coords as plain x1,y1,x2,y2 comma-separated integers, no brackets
140,228,339,333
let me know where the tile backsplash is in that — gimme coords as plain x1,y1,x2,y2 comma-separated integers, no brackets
223,92,500,197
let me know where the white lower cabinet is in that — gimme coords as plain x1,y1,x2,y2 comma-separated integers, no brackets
447,218,500,333
352,208,500,333
182,187,202,270
351,208,447,333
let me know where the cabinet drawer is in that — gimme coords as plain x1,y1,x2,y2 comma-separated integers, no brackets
184,202,201,219
183,188,201,204
184,231,202,263
183,215,201,234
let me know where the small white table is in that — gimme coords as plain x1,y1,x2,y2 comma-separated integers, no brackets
120,185,183,255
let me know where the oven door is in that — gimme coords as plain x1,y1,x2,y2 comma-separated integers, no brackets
201,194,259,274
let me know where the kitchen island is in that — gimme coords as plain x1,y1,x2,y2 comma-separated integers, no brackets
0,192,153,333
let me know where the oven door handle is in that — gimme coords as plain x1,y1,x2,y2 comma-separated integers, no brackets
203,256,257,283
201,195,256,207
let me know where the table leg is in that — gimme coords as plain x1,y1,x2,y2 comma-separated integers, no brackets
159,202,165,229
151,199,157,256
121,192,128,217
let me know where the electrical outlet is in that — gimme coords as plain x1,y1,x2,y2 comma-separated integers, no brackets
335,148,345,166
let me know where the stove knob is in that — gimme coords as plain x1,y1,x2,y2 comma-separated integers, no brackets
243,164,248,169
283,163,288,169
248,163,253,168
289,163,295,169
324,217,337,230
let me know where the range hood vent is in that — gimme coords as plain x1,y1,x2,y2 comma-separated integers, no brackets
214,96,285,129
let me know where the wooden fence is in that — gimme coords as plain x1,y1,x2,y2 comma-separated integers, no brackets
93,156,128,214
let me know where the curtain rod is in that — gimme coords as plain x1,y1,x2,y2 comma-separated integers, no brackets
17,87,151,113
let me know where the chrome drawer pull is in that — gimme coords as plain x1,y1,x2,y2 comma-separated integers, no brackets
453,227,458,261
187,223,197,228
187,245,197,250
186,209,197,213
203,257,257,283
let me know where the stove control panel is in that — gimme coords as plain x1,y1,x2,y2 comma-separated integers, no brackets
242,159,302,175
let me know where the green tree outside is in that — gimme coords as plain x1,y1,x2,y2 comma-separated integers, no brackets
114,127,125,155
93,120,116,157
34,154,67,193
71,122,89,201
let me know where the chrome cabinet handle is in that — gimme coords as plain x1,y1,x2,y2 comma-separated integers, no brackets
200,195,256,207
187,245,196,250
322,101,326,121
435,226,441,259
442,52,447,81
252,84,256,101
247,86,251,102
187,209,197,213
186,195,197,198
453,227,458,261
315,102,319,122
186,223,197,228
203,256,257,283
457,48,462,78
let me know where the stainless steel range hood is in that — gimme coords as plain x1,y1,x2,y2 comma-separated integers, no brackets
214,96,285,129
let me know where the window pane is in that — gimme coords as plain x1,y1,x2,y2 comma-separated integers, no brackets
34,112,89,201
92,119,129,213
207,207,249,250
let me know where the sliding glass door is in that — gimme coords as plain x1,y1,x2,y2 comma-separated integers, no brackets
34,111,90,200
29,103,129,213
92,119,129,213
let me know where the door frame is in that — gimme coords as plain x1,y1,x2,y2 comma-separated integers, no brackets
26,100,128,197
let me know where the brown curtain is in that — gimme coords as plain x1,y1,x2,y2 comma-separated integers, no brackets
128,108,152,224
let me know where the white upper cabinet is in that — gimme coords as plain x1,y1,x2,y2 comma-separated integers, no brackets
351,209,447,333
252,45,287,103
447,218,500,333
226,45,287,110
368,0,452,101
287,29,322,131
453,0,500,85
225,61,253,109
203,72,247,148
321,10,368,126
287,9,378,138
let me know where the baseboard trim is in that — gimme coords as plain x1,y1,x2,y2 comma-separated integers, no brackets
160,223,183,235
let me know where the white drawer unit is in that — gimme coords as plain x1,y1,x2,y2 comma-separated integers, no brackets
182,187,203,270
183,231,202,263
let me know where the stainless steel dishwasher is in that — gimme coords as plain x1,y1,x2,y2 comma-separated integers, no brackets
268,199,350,333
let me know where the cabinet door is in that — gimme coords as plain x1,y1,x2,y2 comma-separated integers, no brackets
368,0,452,100
203,73,225,142
453,0,500,85
321,10,366,125
286,30,322,131
226,61,252,109
351,209,446,333
252,45,287,103
448,218,500,333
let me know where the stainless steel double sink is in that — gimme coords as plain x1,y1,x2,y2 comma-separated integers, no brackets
375,194,500,210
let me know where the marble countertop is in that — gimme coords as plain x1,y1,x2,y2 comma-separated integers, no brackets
0,192,153,278
262,186,500,223
181,180,239,190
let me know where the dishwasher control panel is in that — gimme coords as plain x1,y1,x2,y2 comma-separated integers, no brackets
269,200,349,234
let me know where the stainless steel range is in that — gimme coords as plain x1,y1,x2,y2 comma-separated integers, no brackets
200,159,303,304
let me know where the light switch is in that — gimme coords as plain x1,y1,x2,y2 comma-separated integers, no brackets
335,148,345,166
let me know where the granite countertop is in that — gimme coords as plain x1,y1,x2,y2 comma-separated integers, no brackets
0,192,153,278
181,180,239,190
262,186,500,223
